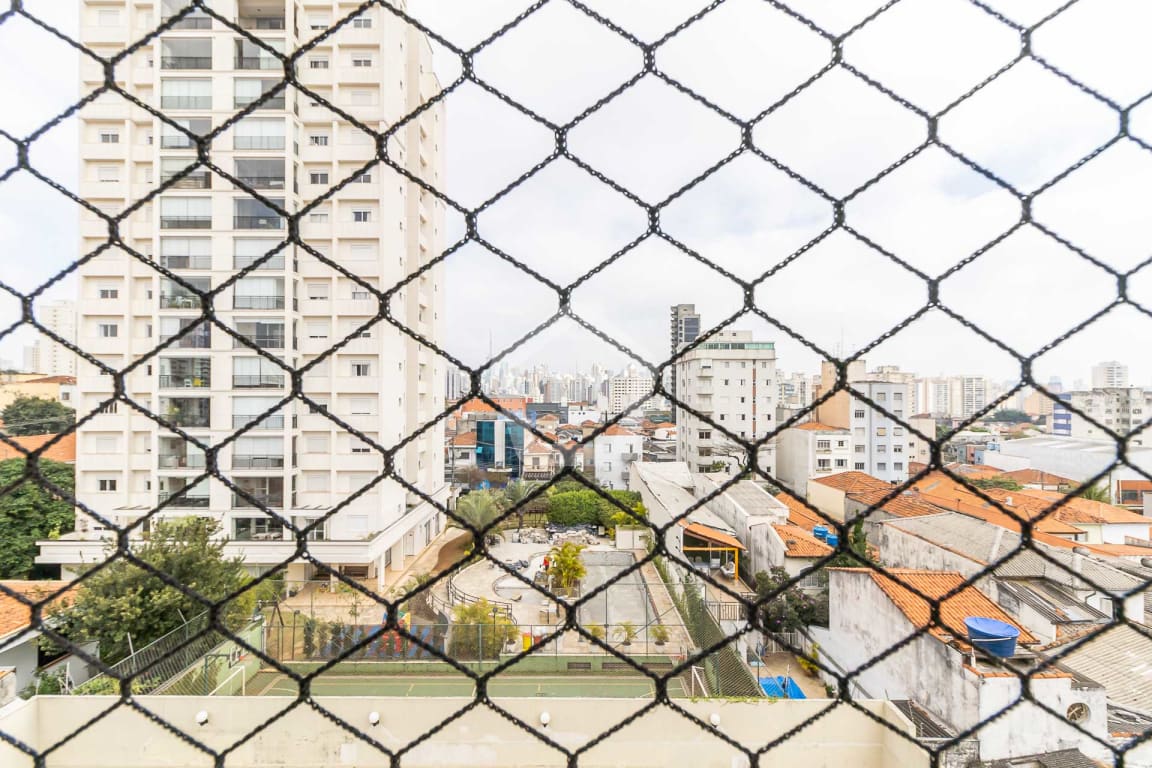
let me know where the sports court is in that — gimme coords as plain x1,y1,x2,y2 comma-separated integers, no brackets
246,671,689,698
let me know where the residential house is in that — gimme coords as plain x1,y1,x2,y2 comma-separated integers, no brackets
806,471,892,522
0,374,77,412
593,424,642,490
695,474,789,580
765,524,832,588
0,432,78,464
776,422,852,494
0,581,94,701
522,439,560,481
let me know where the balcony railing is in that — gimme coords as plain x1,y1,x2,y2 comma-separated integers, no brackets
232,414,285,430
162,412,211,429
170,15,211,30
160,332,211,349
233,295,285,310
160,136,198,149
232,454,285,469
159,294,203,310
234,136,285,150
160,254,211,270
238,16,285,30
234,95,285,110
233,374,285,388
162,173,211,189
161,96,212,110
158,374,210,388
160,216,212,229
233,334,285,350
233,254,285,271
234,215,284,229
236,57,281,70
232,493,283,509
234,175,285,190
231,528,286,541
158,454,206,470
158,491,211,508
161,56,212,69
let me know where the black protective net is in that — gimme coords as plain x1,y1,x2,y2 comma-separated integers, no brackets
0,0,1150,766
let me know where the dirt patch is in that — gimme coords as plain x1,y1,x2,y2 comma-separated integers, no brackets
432,530,472,575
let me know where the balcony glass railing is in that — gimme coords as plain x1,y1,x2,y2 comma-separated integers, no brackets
162,173,211,189
232,493,284,509
233,253,285,270
233,334,285,350
160,216,212,229
158,491,211,508
236,57,281,70
234,215,284,229
158,454,206,469
238,17,285,30
232,454,285,469
161,56,212,69
160,253,211,270
234,136,285,150
162,412,211,428
170,15,211,30
233,295,285,310
234,175,285,190
161,96,212,110
233,374,285,388
232,414,285,430
160,332,211,349
234,95,285,110
158,374,210,388
159,294,202,309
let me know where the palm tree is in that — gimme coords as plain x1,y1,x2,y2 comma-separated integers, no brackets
452,491,501,545
1074,483,1111,503
500,480,540,529
546,541,587,596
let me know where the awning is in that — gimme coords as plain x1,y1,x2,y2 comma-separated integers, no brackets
679,521,745,550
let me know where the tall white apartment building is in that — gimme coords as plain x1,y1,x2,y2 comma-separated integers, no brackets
605,369,655,417
776,422,851,494
1091,361,1129,389
911,375,988,419
46,0,446,588
850,380,911,484
675,330,778,475
1059,387,1152,439
23,301,78,377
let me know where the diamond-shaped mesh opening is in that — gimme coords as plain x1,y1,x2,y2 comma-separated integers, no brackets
1,0,1151,766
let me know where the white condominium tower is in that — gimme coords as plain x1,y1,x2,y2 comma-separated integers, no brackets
49,0,446,589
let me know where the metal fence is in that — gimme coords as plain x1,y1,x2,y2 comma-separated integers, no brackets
0,0,1150,766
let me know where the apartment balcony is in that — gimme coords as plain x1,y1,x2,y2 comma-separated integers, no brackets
160,56,212,70
232,414,285,430
231,454,285,469
160,135,199,150
159,295,203,310
234,215,284,230
161,412,211,429
233,253,286,271
237,16,286,30
162,173,211,190
160,216,211,230
235,56,282,70
698,367,714,378
232,374,286,389
232,493,284,509
160,332,211,349
695,386,714,396
157,491,210,508
234,175,285,190
158,454,206,470
234,95,286,111
233,335,286,350
160,254,212,270
233,136,286,151
233,295,285,310
158,374,210,389
160,96,212,110
169,14,212,30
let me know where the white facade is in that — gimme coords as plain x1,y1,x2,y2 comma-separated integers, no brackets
23,301,77,377
1062,387,1152,439
775,424,851,494
675,330,778,475
593,428,642,490
1091,360,1129,389
59,0,446,587
912,376,989,419
605,371,654,417
850,381,911,483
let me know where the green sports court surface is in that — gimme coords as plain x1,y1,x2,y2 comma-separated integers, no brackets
247,671,688,698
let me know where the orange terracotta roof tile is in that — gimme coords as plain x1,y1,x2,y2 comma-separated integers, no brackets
600,424,636,437
1081,542,1152,557
811,471,890,494
1015,489,1152,526
580,420,598,427
653,422,676,429
847,487,943,518
911,475,1085,537
450,432,477,447
793,422,847,432
524,439,556,455
859,569,1037,645
772,524,833,557
21,375,76,385
775,493,828,530
679,521,745,550
1118,480,1152,492
1000,468,1077,487
460,397,530,414
0,432,77,463
0,581,74,640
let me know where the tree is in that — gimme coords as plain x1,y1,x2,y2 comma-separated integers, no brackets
991,409,1032,424
546,541,587,595
754,567,825,632
971,476,1024,491
1,397,76,436
449,599,518,660
546,490,602,525
825,519,872,568
1074,483,1111,503
500,480,541,527
52,518,253,664
0,458,75,578
452,490,502,540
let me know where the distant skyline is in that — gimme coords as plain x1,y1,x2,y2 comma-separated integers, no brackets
4,2,1152,386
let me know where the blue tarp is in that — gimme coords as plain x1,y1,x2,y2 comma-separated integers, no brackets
760,676,807,699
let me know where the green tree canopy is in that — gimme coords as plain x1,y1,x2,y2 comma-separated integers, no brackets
970,476,1024,491
1074,483,1111,503
1,397,76,436
449,599,518,660
546,541,587,593
452,490,502,536
0,458,74,578
754,567,827,632
52,517,253,664
991,409,1032,424
546,488,643,528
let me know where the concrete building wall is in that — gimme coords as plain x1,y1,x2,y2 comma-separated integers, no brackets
776,426,851,494
850,381,912,483
593,433,641,490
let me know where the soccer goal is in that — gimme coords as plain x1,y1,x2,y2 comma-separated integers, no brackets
208,665,247,696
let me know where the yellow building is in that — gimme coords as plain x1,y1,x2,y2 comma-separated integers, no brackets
0,374,76,411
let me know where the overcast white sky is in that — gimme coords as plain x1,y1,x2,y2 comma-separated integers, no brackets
1,0,1151,387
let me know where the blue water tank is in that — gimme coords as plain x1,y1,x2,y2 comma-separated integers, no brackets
812,526,828,541
825,534,839,548
964,617,1020,658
